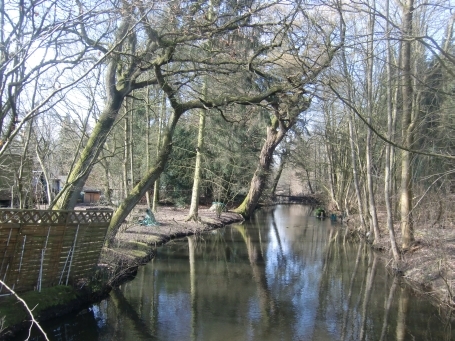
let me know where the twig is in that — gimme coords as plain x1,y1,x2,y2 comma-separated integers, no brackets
0,280,49,341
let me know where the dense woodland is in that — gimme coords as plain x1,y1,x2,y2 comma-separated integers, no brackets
0,0,454,260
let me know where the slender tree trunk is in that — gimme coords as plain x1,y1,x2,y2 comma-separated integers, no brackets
36,144,53,206
366,2,380,241
270,152,286,198
145,88,152,210
101,154,112,205
348,119,367,231
152,91,166,213
305,169,314,194
340,32,367,231
129,93,134,191
400,0,415,249
17,121,33,208
385,0,400,261
122,104,130,198
324,138,340,210
186,109,206,221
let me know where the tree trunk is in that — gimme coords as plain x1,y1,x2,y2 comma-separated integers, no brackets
129,92,134,191
234,117,284,218
400,0,415,250
106,113,179,246
366,3,380,241
51,90,124,210
385,0,400,261
348,118,367,230
234,93,310,219
152,90,166,213
340,31,368,231
270,152,286,198
324,137,340,210
145,88,152,210
186,109,206,221
122,104,130,198
17,122,33,208
305,169,314,194
101,157,112,205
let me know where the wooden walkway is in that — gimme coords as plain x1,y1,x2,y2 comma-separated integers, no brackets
273,195,320,204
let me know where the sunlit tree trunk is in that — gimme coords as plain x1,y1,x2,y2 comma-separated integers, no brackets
145,88,152,210
122,103,130,198
234,94,310,218
186,109,206,221
384,0,400,261
234,114,288,219
152,91,166,213
129,92,135,191
340,26,367,231
51,71,125,210
365,2,380,241
100,149,112,205
400,0,415,249
35,141,53,206
270,150,286,198
348,116,367,230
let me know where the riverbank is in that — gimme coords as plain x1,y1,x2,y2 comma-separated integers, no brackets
1,203,454,339
0,205,245,340
100,205,245,287
344,210,455,311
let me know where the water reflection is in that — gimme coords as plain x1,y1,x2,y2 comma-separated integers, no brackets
14,205,455,341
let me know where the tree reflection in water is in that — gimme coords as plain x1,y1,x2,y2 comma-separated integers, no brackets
14,205,455,341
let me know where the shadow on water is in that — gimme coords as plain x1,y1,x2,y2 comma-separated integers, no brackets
13,204,455,341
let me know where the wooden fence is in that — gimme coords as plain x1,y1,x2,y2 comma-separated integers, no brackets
0,209,112,294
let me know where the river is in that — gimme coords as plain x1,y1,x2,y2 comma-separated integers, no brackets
14,205,455,340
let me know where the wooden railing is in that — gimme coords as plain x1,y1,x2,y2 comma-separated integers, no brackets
0,209,112,294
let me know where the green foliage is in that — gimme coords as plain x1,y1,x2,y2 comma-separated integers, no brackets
160,124,197,205
203,110,264,204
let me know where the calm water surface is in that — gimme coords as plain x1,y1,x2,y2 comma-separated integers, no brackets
15,205,455,340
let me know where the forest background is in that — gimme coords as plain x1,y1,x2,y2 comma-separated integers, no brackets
0,0,454,268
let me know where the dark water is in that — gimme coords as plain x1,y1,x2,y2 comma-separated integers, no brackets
13,205,455,340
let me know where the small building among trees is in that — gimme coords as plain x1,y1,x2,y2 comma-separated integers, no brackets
82,188,101,204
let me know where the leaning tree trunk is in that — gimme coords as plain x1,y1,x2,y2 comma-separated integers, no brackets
50,90,124,210
106,113,180,246
234,117,286,219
